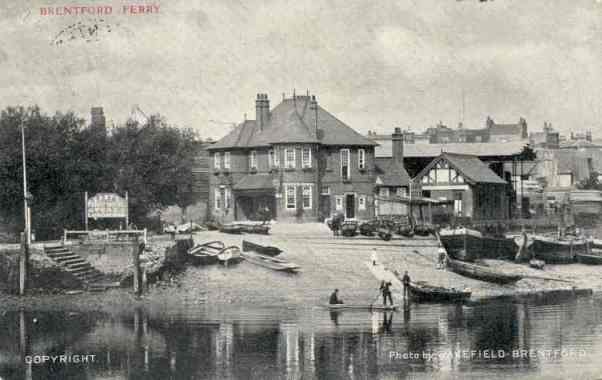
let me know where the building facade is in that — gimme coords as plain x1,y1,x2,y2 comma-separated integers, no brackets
207,93,378,223
414,152,511,220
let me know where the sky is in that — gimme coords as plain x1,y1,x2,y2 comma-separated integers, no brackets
1,0,601,140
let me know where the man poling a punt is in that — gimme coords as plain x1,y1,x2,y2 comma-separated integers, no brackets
402,271,411,300
380,280,393,306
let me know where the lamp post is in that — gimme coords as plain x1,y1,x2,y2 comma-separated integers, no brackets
20,122,31,296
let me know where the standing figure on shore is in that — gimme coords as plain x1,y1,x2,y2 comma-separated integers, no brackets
437,244,447,269
402,271,411,300
380,280,393,306
371,248,378,266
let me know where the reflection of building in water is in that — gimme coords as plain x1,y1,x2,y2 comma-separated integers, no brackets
278,322,300,379
215,323,234,379
302,331,316,378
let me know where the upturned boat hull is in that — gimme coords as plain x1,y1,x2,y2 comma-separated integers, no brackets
242,240,282,257
439,228,517,261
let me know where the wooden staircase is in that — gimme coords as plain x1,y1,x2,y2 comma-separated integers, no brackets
44,245,115,291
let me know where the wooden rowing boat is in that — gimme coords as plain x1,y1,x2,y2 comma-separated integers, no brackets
326,304,398,311
439,227,517,261
529,235,587,263
242,240,282,257
217,246,244,265
239,224,270,235
446,257,523,285
404,280,471,303
188,240,224,265
577,248,602,265
241,250,300,272
219,224,243,234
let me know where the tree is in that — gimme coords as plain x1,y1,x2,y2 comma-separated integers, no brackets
0,106,200,240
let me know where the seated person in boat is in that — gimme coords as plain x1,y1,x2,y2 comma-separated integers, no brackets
380,281,393,305
329,289,344,304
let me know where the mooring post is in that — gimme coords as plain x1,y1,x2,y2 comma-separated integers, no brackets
133,240,141,296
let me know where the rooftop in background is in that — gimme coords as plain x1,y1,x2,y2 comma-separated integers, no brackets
373,140,529,158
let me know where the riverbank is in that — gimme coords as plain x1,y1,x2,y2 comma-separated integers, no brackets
0,223,600,315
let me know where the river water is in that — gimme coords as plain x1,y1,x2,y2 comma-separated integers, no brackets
1,294,602,380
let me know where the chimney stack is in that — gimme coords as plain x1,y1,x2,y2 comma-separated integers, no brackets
90,107,106,133
392,127,404,164
255,93,270,131
310,95,319,138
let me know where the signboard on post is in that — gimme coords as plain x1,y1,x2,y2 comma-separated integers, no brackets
85,192,129,229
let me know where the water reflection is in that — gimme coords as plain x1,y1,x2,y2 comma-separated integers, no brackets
1,295,602,379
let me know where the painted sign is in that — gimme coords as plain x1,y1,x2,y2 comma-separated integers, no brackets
87,192,128,219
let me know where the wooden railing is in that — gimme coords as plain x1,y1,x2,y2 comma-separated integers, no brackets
63,229,147,245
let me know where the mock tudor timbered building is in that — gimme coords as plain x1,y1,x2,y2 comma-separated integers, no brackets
207,93,378,223
414,152,510,220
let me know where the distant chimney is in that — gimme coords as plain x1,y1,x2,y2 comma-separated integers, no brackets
586,130,592,142
310,95,319,138
519,117,528,139
90,107,106,132
256,93,270,131
392,127,404,164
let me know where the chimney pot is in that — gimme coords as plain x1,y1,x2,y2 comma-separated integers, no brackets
392,128,404,164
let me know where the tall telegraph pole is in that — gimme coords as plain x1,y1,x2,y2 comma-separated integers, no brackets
20,123,30,296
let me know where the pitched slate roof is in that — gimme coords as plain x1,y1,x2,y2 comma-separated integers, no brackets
209,95,376,150
416,152,507,185
375,158,411,187
233,174,275,191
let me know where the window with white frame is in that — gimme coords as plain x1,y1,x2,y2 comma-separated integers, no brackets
302,185,312,209
249,151,257,170
396,187,407,197
269,149,280,168
214,188,221,209
214,152,221,170
286,184,296,209
340,149,350,180
285,148,295,169
335,196,343,210
358,195,366,210
223,152,231,170
358,149,365,170
379,187,389,197
321,186,330,195
302,146,312,168
225,188,231,209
